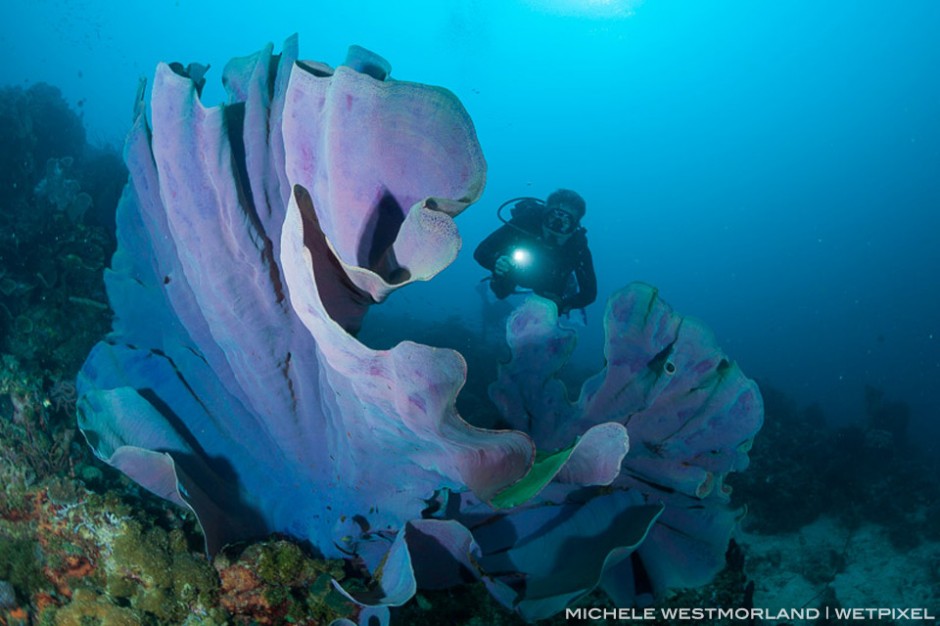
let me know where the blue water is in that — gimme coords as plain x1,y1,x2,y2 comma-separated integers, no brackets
4,0,939,441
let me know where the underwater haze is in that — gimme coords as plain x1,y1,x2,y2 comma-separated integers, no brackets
4,1,940,623
4,0,938,438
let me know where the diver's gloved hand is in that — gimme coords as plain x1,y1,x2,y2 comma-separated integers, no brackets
489,275,515,299
494,255,513,276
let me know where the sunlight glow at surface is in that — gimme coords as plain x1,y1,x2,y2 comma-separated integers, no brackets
523,0,644,19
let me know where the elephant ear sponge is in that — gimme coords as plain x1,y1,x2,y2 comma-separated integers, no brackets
76,33,517,559
484,284,763,614
76,34,763,622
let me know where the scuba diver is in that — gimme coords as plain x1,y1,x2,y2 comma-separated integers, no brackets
474,189,597,316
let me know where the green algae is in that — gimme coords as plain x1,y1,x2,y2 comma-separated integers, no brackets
0,536,44,597
0,359,355,624
105,521,218,622
247,540,341,586
44,589,139,626
214,539,353,624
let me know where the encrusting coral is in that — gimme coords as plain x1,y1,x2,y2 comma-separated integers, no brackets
34,157,93,224
0,83,118,378
0,473,358,624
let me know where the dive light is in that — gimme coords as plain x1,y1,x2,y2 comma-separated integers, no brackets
511,247,532,270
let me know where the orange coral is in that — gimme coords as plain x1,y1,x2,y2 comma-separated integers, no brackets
44,554,97,597
218,563,277,619
32,592,59,618
3,607,29,626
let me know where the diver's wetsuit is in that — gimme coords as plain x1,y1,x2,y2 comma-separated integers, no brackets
474,214,597,314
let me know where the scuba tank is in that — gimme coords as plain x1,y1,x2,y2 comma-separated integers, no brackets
497,196,546,232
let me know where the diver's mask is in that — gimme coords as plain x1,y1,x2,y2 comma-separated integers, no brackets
543,206,578,235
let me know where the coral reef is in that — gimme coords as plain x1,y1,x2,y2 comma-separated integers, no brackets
0,473,358,624
34,157,92,224
0,73,362,626
741,516,940,617
733,384,940,548
214,541,355,625
0,85,123,625
0,355,353,624
0,356,84,491
102,519,219,621
47,589,139,626
0,82,119,379
0,84,85,203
